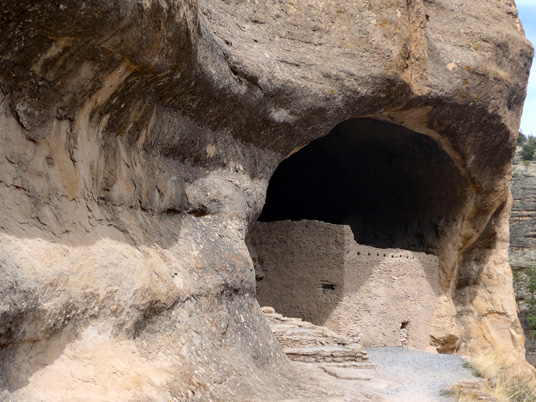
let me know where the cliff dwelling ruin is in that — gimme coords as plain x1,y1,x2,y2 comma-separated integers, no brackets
248,118,469,349
0,0,532,400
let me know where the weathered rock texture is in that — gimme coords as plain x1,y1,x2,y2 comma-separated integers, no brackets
250,220,440,350
510,153,536,269
0,0,532,400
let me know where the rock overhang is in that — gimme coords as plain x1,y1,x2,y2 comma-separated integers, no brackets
0,0,533,400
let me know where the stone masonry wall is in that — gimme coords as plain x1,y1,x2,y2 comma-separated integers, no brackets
249,220,440,349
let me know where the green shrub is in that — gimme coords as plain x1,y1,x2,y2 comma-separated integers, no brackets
522,144,535,161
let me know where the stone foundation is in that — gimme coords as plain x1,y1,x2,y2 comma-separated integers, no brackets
249,220,440,349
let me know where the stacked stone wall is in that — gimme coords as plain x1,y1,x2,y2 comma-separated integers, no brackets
249,220,440,349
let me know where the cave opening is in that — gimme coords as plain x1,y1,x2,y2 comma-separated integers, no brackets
249,118,468,348
257,118,468,254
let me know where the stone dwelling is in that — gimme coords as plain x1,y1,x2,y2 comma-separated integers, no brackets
247,118,459,351
249,220,440,350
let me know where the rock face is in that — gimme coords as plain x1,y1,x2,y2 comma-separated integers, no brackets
0,0,532,400
510,154,536,269
250,220,440,350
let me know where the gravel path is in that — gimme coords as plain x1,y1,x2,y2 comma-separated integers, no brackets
365,347,478,402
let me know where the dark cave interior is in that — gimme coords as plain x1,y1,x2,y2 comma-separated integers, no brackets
258,118,468,254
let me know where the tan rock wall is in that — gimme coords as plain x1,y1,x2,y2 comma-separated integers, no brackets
250,220,440,349
0,0,532,399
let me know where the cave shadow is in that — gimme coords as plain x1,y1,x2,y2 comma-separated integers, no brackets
248,220,350,327
258,118,469,255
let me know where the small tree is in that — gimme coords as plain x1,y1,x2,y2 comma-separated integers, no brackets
519,132,528,146
523,160,531,172
522,144,535,161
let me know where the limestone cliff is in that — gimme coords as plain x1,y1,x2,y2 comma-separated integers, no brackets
0,0,532,401
510,152,536,269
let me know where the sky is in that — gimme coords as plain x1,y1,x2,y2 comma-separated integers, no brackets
518,0,536,135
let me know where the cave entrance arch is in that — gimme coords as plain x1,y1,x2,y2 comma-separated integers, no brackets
248,118,469,349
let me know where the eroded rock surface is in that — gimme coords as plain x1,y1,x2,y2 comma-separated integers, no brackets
0,0,533,400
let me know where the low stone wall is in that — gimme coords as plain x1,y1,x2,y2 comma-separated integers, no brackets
249,220,440,349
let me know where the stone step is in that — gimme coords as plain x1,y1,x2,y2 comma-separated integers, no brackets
276,335,362,349
262,306,368,364
283,346,369,363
